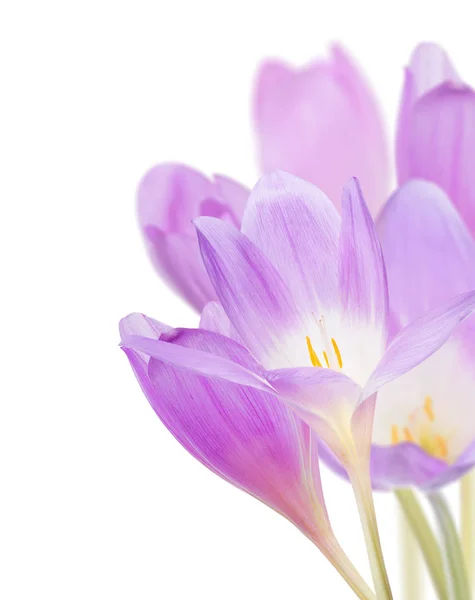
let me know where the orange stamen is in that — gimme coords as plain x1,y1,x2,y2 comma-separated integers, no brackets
424,396,435,421
435,436,449,459
403,427,414,442
331,338,343,368
391,425,399,445
306,336,322,367
323,351,330,368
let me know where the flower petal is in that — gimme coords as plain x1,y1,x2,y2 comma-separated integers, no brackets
122,351,324,539
377,179,475,328
241,171,340,312
121,329,273,394
339,177,388,328
253,45,389,213
122,324,329,538
407,43,460,98
267,367,362,465
361,291,475,401
199,301,243,343
370,443,448,489
137,164,248,311
397,44,460,183
397,82,475,235
194,216,303,365
119,312,172,340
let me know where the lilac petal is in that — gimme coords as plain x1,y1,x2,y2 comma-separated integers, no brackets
121,330,273,394
119,312,172,340
407,43,460,98
361,291,475,401
199,301,243,343
122,331,326,539
427,440,475,488
142,228,217,310
339,178,388,328
397,44,460,182
377,179,475,328
137,164,249,311
370,443,448,490
397,83,475,235
267,367,362,463
240,171,340,312
253,45,389,214
194,216,303,364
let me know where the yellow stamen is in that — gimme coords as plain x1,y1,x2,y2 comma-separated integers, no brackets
391,425,399,445
424,396,435,421
306,336,322,367
331,337,343,368
435,436,449,459
323,351,330,368
403,427,414,442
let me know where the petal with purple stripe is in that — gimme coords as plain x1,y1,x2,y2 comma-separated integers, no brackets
241,171,340,312
377,179,475,327
195,216,304,365
339,177,388,328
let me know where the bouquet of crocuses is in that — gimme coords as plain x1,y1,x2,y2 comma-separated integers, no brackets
120,43,475,600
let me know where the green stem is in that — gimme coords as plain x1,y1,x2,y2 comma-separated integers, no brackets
323,538,376,600
349,467,393,600
395,488,448,600
429,491,471,600
399,498,424,600
461,472,475,592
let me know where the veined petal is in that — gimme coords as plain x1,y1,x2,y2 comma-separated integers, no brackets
122,346,325,538
339,178,388,328
398,83,475,235
194,216,303,365
137,164,249,311
121,330,273,394
370,443,448,490
267,367,363,466
397,44,460,183
119,312,172,340
361,291,475,402
241,171,340,312
377,180,475,327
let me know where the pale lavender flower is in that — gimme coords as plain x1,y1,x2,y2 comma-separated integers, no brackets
137,164,248,311
396,44,475,234
253,45,390,214
122,172,475,495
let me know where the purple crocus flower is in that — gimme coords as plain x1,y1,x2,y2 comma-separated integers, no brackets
138,43,475,314
137,164,249,311
123,171,475,496
253,45,390,214
396,44,475,235
367,179,475,490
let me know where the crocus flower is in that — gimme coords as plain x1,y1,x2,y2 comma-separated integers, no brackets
369,179,475,490
396,44,475,235
253,45,390,213
122,172,475,595
137,163,249,311
120,311,374,599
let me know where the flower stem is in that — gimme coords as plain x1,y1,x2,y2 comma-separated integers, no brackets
461,471,475,592
349,467,393,600
428,491,471,600
399,497,424,600
395,488,448,600
323,539,376,600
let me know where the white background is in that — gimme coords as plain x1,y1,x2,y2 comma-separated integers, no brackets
0,1,469,598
